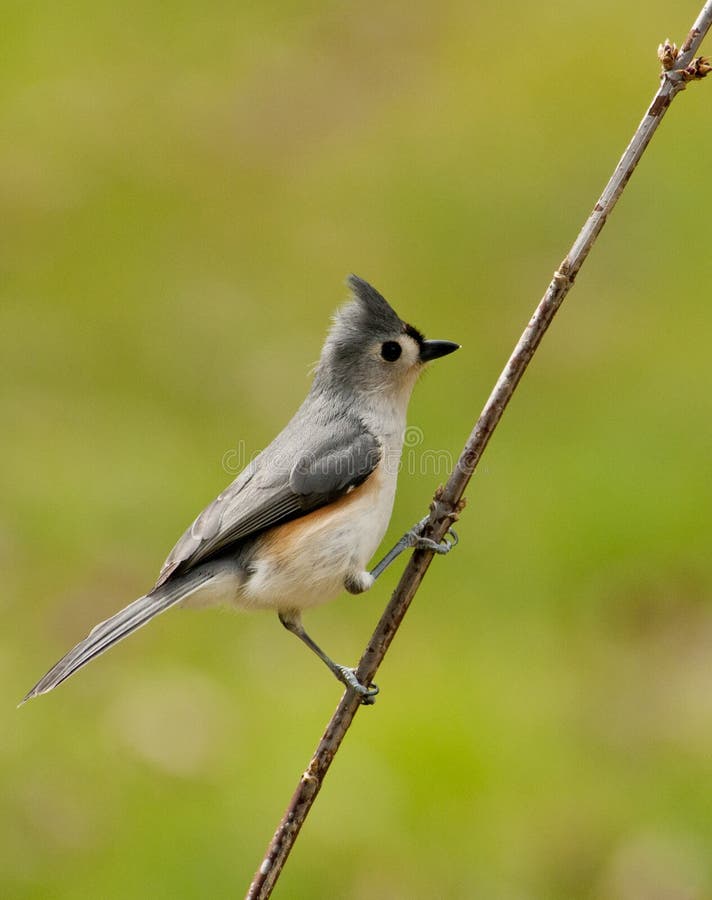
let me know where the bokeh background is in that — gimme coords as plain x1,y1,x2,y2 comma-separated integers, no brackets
3,2,712,897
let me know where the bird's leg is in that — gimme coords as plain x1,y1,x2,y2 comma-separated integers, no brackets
369,515,458,581
278,610,379,705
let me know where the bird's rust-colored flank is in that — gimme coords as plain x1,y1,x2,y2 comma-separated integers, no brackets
260,464,385,565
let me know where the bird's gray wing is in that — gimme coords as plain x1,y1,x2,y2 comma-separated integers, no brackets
155,426,381,586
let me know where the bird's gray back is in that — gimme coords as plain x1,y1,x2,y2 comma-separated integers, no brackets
154,390,380,587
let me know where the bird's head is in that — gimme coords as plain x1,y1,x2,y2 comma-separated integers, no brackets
314,275,459,401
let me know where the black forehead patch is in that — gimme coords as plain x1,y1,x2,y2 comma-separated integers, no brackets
403,322,425,346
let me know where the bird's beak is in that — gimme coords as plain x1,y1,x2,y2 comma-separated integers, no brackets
419,339,460,363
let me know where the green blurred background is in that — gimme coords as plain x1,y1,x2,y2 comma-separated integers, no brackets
3,1,712,897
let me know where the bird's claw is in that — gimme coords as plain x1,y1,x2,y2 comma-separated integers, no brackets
409,517,459,555
414,528,458,555
335,665,379,705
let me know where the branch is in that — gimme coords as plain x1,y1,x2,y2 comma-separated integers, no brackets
246,6,712,897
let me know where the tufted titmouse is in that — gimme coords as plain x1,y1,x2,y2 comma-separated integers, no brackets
23,276,459,704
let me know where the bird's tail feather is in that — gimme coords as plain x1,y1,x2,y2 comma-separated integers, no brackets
20,570,212,705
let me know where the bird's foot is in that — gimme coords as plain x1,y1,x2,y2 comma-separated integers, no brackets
407,516,459,555
335,665,379,705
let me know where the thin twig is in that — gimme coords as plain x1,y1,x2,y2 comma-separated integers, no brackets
246,6,712,897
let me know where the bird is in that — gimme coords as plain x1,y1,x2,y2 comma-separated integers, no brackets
22,275,459,705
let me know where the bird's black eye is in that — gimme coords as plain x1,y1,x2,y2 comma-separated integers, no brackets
381,341,402,362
